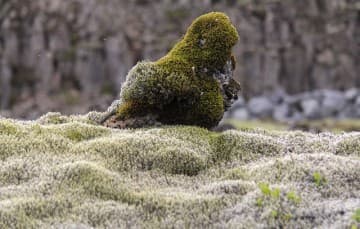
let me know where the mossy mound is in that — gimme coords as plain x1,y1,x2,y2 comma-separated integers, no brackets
0,112,359,228
115,12,240,129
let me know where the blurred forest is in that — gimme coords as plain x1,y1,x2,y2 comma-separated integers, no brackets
0,0,359,119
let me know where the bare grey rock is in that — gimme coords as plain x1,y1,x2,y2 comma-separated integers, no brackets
232,108,250,120
356,96,360,106
227,89,360,122
231,96,246,109
321,90,347,116
338,106,360,119
273,104,290,122
268,89,287,104
289,111,305,123
301,98,321,119
345,88,359,102
248,97,274,118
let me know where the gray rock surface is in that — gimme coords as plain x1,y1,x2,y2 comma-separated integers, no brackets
248,97,273,118
301,99,321,119
345,88,359,102
321,90,347,114
225,88,360,122
273,104,290,122
232,108,250,120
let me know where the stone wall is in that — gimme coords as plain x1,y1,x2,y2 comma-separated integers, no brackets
0,0,359,118
225,88,360,122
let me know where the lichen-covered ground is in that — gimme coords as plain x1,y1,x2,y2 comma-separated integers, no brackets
0,112,359,228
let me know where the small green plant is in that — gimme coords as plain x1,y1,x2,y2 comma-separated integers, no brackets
286,191,301,205
271,188,281,199
352,208,360,222
256,197,263,207
256,183,301,227
271,210,278,218
313,172,327,187
259,182,271,196
351,212,359,229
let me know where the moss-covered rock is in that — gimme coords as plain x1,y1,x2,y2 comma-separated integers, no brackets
0,113,359,228
114,12,240,129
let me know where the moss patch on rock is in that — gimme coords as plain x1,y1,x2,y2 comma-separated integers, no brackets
115,12,240,129
0,113,359,228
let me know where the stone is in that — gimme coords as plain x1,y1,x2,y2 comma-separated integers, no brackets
230,96,246,109
284,92,312,105
232,108,250,120
273,104,290,122
337,106,360,119
345,88,359,102
247,96,274,118
321,90,347,116
268,89,287,104
356,96,360,106
301,99,321,119
289,111,305,122
212,123,237,132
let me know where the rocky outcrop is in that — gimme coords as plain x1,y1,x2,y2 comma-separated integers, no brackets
0,0,359,118
226,88,360,122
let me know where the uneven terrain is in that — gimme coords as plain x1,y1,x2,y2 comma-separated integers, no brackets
0,112,359,228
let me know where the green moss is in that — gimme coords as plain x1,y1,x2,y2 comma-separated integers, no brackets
0,120,24,136
153,147,207,176
293,119,360,132
55,162,231,227
161,12,238,70
0,115,359,227
313,172,327,187
258,183,272,196
56,161,133,202
116,12,239,129
224,119,288,131
37,112,92,125
72,132,208,176
255,184,301,227
335,135,360,156
212,130,284,163
0,133,71,160
0,209,35,229
353,208,360,222
0,197,73,228
50,122,110,142
223,167,249,180
286,191,301,205
37,112,73,124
